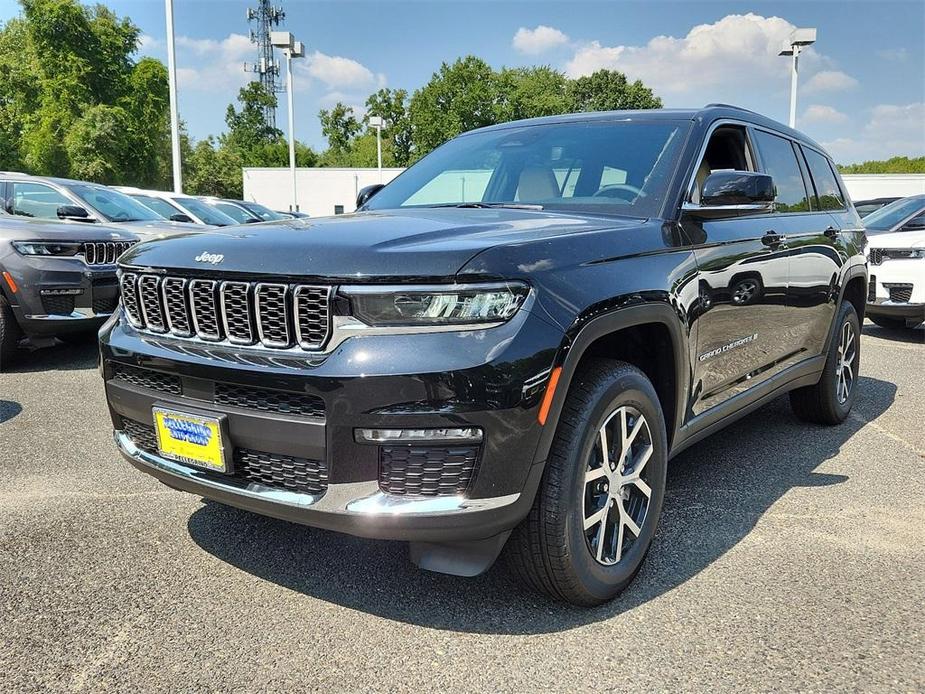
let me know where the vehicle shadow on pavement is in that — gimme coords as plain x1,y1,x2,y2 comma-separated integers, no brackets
862,323,924,345
5,339,98,373
0,399,22,423
187,376,896,635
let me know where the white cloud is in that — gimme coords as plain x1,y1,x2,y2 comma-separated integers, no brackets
172,33,255,92
564,13,800,94
138,34,160,52
822,102,925,163
298,50,382,90
512,25,570,55
877,47,908,62
802,70,858,94
802,105,848,124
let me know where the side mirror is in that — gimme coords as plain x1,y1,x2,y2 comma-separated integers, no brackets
243,217,262,224
57,204,93,222
169,213,194,223
683,171,775,219
356,183,385,209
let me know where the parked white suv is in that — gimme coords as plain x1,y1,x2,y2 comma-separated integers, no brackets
866,228,925,329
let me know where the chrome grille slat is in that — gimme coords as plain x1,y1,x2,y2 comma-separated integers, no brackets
220,281,255,344
81,241,136,266
255,283,291,348
137,275,166,332
161,277,192,336
189,279,222,341
120,273,142,327
294,286,331,349
120,273,332,351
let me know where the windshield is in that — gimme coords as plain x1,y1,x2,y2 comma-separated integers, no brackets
863,196,925,232
240,200,288,221
211,201,258,224
131,194,184,220
365,120,689,218
175,198,237,226
67,184,162,222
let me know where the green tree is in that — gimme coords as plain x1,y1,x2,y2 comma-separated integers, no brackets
318,102,362,153
223,81,282,157
837,156,925,174
365,87,413,166
408,56,503,157
498,66,571,121
567,69,662,112
64,104,134,183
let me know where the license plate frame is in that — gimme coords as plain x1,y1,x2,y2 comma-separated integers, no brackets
152,405,232,473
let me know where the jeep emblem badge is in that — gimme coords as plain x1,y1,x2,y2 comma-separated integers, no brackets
195,252,224,265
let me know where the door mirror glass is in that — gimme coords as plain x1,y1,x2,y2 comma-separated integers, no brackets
169,213,194,223
56,204,94,222
683,171,775,219
356,183,385,209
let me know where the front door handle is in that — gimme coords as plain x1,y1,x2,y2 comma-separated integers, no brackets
761,231,786,247
824,226,840,238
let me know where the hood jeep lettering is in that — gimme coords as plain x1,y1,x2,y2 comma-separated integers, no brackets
195,252,224,265
698,333,758,362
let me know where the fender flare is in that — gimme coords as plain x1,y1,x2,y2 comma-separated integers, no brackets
531,302,691,465
822,260,868,356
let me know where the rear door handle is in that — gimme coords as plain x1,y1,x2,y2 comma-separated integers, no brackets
824,226,840,238
761,231,786,247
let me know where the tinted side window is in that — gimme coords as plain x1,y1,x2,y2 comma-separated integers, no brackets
10,183,72,219
753,131,812,213
802,148,846,211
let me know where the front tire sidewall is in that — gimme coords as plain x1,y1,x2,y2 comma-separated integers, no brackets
562,374,668,600
826,304,861,420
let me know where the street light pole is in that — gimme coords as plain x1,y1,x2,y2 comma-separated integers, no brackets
779,27,817,129
368,116,384,183
271,32,303,212
165,0,182,193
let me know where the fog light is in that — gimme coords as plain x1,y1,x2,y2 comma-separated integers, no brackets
355,427,483,444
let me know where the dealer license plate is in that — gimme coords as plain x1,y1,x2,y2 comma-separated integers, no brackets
153,407,228,472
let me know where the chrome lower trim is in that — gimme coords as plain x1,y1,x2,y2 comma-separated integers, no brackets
115,431,520,517
25,308,112,320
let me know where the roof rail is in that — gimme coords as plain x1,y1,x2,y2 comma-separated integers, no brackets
703,103,759,115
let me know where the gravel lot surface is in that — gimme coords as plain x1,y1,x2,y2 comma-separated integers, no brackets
1,322,923,692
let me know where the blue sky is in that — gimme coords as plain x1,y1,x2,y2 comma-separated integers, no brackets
1,0,923,163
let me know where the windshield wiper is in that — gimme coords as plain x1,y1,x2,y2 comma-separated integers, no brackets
438,202,545,210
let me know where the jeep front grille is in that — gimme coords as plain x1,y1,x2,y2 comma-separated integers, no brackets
119,273,331,351
81,241,136,266
869,249,883,265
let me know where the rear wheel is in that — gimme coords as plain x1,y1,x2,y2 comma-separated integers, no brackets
869,315,907,330
0,297,22,371
506,360,668,606
790,301,860,425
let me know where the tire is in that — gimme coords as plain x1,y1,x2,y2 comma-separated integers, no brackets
869,315,907,331
506,359,668,606
0,296,22,372
730,275,763,306
789,300,860,425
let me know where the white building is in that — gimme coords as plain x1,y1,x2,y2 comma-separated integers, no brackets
243,167,925,218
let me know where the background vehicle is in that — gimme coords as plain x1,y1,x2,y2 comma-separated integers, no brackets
220,198,292,222
862,194,925,235
116,187,238,227
0,173,200,239
866,227,925,329
1,216,136,369
100,105,867,606
197,197,262,224
854,197,901,217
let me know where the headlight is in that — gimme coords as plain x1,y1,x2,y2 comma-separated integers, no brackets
11,241,81,257
341,282,529,327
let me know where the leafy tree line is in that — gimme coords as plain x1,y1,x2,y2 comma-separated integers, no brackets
837,156,925,174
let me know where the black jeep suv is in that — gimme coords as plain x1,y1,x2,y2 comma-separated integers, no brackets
100,105,867,605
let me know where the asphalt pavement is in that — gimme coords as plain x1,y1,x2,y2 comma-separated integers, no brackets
1,322,922,692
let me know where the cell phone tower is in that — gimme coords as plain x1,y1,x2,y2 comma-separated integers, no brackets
244,0,286,130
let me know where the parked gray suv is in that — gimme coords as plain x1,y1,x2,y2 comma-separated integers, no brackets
0,215,137,369
0,173,204,239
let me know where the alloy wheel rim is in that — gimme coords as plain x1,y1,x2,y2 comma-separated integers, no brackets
583,406,654,566
733,280,757,304
836,320,856,404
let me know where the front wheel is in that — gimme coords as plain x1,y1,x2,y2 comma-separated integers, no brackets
506,360,668,606
790,300,860,425
0,297,22,372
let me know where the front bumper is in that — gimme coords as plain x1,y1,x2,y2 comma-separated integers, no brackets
101,308,562,542
2,254,119,337
867,261,925,322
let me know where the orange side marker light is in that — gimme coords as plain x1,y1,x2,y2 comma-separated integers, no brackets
538,366,562,426
2,271,18,293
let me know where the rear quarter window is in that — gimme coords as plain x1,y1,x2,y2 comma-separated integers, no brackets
802,147,846,211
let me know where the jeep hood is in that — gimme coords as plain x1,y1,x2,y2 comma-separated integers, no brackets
116,219,211,239
120,208,634,281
